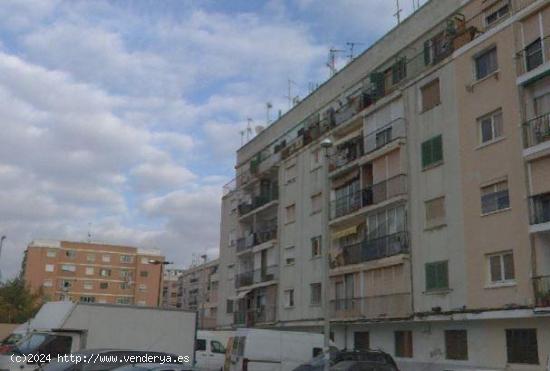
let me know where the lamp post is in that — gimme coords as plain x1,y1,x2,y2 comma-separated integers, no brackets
149,260,173,307
320,138,333,371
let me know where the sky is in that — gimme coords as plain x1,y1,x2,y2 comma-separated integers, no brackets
0,0,425,279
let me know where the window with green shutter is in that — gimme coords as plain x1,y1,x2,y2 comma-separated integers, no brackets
421,135,443,169
425,261,449,291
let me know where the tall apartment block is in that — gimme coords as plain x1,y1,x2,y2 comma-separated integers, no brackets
177,259,219,329
218,0,550,369
22,240,164,306
162,268,185,308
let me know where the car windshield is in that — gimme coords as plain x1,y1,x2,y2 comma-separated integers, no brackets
14,333,48,355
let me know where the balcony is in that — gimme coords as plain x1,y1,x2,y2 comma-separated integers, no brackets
523,113,550,156
516,35,550,83
235,265,279,289
331,232,409,268
198,316,217,330
534,275,550,307
330,175,407,220
330,293,411,320
234,305,277,327
238,187,279,217
529,193,550,231
329,136,364,173
236,226,277,254
364,118,406,155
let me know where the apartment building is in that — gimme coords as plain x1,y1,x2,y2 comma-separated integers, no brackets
22,240,164,306
162,268,184,308
218,0,550,369
177,259,219,329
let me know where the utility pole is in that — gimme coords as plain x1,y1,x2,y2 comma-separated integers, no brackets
394,0,403,24
327,48,345,77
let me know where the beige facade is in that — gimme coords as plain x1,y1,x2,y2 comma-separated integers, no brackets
162,268,184,308
22,240,164,307
217,0,550,369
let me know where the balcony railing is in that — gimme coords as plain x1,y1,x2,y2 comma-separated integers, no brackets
529,193,550,225
523,112,550,149
330,175,407,220
365,118,406,154
234,305,277,326
331,231,409,268
330,293,412,319
234,311,246,325
534,275,550,307
236,227,278,253
516,35,550,76
238,187,279,217
235,265,279,289
329,137,365,171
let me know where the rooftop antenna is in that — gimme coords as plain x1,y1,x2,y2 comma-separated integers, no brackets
394,0,403,24
284,79,298,109
240,129,246,146
327,48,345,77
87,223,92,243
266,102,273,124
346,42,364,62
246,118,253,141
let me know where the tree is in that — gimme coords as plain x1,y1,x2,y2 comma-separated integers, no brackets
0,278,42,323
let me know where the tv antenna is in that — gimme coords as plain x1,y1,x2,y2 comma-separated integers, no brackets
327,48,345,77
246,118,253,141
346,42,364,62
284,79,298,109
412,0,421,11
394,0,403,24
266,102,273,124
87,222,92,243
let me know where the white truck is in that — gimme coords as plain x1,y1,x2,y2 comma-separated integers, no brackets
0,301,198,371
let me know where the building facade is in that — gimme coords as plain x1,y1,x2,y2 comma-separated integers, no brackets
22,240,164,307
178,259,219,329
162,268,185,308
218,0,550,370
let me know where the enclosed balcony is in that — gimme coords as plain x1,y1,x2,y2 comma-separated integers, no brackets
529,193,550,231
235,265,279,289
236,224,277,254
523,113,550,151
330,293,411,320
329,136,364,173
238,184,279,217
533,275,550,307
516,36,550,81
364,118,406,155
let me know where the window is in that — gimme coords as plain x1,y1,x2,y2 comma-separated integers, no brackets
485,3,509,27
65,250,76,259
140,271,149,278
421,79,440,112
41,335,72,357
99,282,108,289
425,261,449,291
85,267,94,276
425,197,446,229
79,296,95,303
43,279,53,288
286,204,296,224
226,299,234,314
421,135,443,168
120,270,131,279
120,282,130,290
46,250,57,258
59,280,72,289
525,38,543,72
61,264,76,272
102,254,111,263
478,109,503,144
45,264,54,272
211,340,226,354
354,332,370,351
311,193,322,214
284,289,295,307
488,252,515,284
120,255,133,263
139,284,147,292
228,229,236,247
392,58,407,85
481,181,510,214
83,281,93,290
311,236,322,258
116,297,132,305
286,163,297,184
310,283,322,305
285,246,296,265
395,331,413,358
99,268,111,277
195,339,206,351
445,330,468,360
86,254,95,263
506,329,539,364
475,48,498,80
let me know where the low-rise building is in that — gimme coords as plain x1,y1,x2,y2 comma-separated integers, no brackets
162,269,185,308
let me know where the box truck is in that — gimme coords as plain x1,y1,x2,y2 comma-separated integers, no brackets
0,301,197,371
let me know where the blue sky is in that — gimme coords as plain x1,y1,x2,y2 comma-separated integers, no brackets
0,0,424,279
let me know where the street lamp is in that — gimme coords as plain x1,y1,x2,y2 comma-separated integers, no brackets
149,260,173,307
320,138,332,371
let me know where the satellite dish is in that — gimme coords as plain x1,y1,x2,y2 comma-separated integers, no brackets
255,125,265,135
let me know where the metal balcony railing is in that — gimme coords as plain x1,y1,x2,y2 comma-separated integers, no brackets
516,35,550,76
236,227,277,253
329,137,365,171
247,305,277,325
329,293,412,319
523,112,550,149
331,231,409,268
533,275,550,307
235,265,279,289
238,187,279,217
529,193,550,225
365,118,406,154
330,175,407,220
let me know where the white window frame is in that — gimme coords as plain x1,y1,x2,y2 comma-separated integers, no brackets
487,251,515,286
45,264,55,272
83,281,94,290
43,279,53,288
46,250,57,258
284,289,295,308
86,254,95,263
61,264,76,272
284,246,296,266
85,267,94,276
478,109,503,145
102,254,111,263
120,255,133,263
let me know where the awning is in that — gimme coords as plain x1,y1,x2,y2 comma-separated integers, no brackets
332,225,359,239
229,290,252,301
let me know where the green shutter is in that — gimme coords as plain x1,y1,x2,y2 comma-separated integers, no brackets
439,261,449,289
433,135,443,163
424,40,432,66
421,140,431,168
426,264,436,291
427,261,448,290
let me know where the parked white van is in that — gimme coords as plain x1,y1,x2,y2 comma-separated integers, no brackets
226,329,332,371
196,330,234,371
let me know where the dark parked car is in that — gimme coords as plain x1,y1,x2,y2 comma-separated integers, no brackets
331,360,397,371
293,350,398,371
